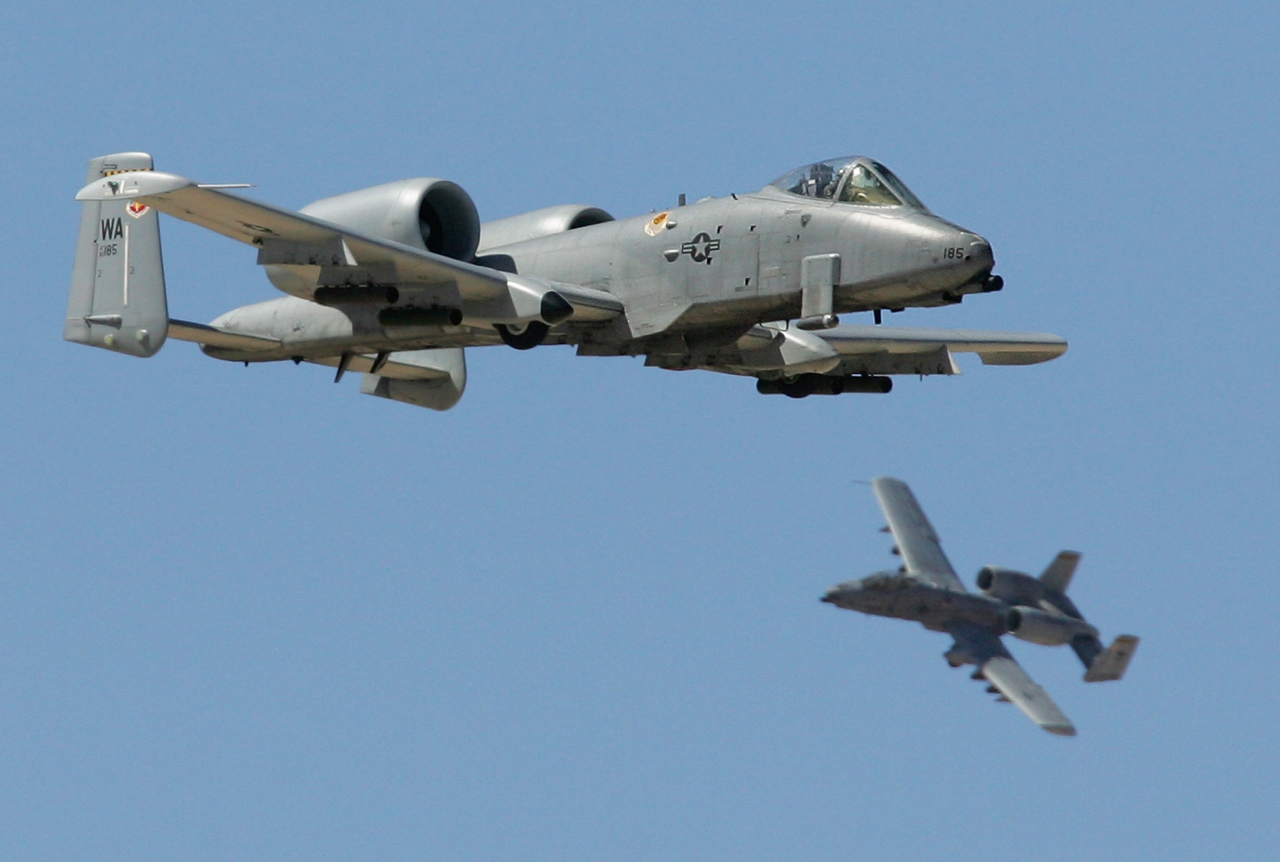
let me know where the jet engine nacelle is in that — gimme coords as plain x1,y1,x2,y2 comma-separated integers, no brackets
1007,606,1098,646
299,178,482,261
976,566,1044,606
478,204,615,252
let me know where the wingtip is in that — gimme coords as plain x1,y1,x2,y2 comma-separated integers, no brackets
1044,723,1077,737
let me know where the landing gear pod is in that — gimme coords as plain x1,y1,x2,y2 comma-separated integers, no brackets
66,153,169,357
359,348,467,412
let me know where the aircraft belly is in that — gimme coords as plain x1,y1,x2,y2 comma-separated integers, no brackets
837,278,927,310
196,295,506,363
944,595,1010,631
879,587,1008,632
665,295,789,329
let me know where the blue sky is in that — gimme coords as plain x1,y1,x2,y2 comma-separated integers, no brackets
2,2,1277,859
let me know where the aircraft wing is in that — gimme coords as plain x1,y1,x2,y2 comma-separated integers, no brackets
76,171,510,300
949,625,1076,736
168,319,282,352
871,477,967,592
819,326,1067,376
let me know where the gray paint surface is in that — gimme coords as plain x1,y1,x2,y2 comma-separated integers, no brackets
67,153,1066,410
66,153,169,357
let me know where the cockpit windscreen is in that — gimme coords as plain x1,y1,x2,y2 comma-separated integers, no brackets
869,160,926,210
837,164,900,206
769,157,927,210
771,158,850,200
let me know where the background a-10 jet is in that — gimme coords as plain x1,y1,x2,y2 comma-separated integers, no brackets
824,478,1139,736
68,152,1066,410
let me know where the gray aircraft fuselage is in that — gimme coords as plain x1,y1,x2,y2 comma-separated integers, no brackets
70,153,1064,410
215,157,1006,375
476,184,995,342
823,573,1010,634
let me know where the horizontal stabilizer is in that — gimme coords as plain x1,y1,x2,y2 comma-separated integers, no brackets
1084,635,1139,682
360,348,466,411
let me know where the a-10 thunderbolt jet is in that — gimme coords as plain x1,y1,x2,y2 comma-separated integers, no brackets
823,478,1138,736
68,153,1066,410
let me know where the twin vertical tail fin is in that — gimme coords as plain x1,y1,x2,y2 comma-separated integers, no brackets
1039,551,1140,682
1071,630,1141,682
1082,635,1140,682
1039,550,1081,594
66,153,168,357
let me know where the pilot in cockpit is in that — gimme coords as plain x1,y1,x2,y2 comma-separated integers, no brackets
774,157,928,210
821,164,850,199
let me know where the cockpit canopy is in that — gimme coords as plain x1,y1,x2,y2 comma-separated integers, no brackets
769,156,927,210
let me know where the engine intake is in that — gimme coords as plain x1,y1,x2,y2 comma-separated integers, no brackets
300,177,481,261
976,566,1044,606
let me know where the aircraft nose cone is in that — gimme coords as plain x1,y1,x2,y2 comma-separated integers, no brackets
963,234,994,269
